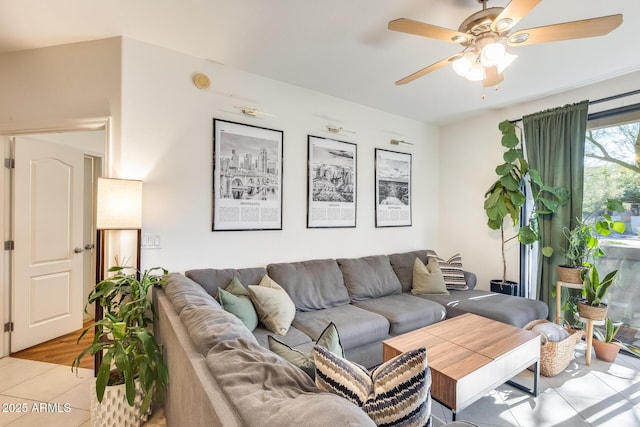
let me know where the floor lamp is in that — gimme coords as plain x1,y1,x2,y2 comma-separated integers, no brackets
94,177,143,376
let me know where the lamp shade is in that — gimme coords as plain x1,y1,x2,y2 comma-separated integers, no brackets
96,178,143,229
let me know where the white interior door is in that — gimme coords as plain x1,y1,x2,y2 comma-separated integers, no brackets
11,136,84,352
1,136,10,358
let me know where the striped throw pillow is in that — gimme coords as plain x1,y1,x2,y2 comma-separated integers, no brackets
426,251,468,290
313,345,432,427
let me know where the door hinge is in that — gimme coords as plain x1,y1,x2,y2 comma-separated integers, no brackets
3,322,13,333
4,158,15,169
4,240,14,250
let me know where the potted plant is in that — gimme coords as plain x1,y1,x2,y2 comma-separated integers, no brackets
73,266,169,427
484,120,569,290
557,199,625,284
577,264,618,321
592,317,622,362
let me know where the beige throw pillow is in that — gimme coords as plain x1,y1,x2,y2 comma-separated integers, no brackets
248,275,296,335
411,258,449,295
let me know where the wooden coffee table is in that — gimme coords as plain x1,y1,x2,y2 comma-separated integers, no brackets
383,313,540,420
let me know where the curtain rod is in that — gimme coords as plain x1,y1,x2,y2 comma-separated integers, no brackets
509,88,640,124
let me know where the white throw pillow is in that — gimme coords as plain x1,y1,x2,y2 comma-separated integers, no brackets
531,322,570,342
248,275,296,335
412,258,449,295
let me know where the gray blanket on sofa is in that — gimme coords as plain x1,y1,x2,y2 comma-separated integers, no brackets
178,299,375,426
205,338,374,426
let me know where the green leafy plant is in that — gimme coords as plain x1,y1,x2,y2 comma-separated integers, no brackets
484,120,569,283
561,199,625,268
73,266,169,415
593,317,622,343
582,265,618,307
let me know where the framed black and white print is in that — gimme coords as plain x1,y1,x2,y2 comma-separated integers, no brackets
212,119,283,231
307,135,357,228
375,148,411,227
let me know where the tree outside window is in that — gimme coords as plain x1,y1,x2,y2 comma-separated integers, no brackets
584,120,640,332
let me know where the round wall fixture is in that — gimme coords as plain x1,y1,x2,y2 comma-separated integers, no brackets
193,73,210,89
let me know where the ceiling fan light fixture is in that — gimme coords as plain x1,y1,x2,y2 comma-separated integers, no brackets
497,52,517,74
466,61,485,82
480,42,506,67
452,52,476,77
508,32,530,44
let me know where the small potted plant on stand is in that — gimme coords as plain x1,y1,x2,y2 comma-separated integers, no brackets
577,265,618,321
592,317,622,362
484,120,568,293
73,266,169,427
557,199,625,284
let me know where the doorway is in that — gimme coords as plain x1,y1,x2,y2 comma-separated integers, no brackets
1,127,105,364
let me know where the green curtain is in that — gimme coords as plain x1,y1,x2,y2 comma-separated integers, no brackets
523,100,588,320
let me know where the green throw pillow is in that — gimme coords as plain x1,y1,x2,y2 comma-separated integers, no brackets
268,322,344,379
218,277,258,331
412,258,449,295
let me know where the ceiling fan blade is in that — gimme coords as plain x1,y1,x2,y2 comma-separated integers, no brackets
507,14,623,46
388,18,473,44
483,66,504,88
491,0,541,33
395,55,461,86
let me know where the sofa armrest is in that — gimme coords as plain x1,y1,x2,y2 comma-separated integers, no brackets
464,271,477,290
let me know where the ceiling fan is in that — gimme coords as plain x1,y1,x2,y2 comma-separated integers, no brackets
388,0,623,87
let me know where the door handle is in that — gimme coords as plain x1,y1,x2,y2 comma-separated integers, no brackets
84,243,95,250
74,247,84,254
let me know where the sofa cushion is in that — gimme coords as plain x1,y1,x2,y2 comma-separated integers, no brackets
249,275,296,336
268,322,344,379
218,277,258,331
353,293,446,335
267,259,350,311
253,324,313,349
180,303,257,355
206,338,376,426
293,304,390,350
388,250,430,292
164,273,220,315
337,255,402,301
415,290,549,328
313,345,431,427
186,267,266,299
412,258,449,295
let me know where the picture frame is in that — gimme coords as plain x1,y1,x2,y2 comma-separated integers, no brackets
212,119,283,231
375,148,412,227
307,135,357,228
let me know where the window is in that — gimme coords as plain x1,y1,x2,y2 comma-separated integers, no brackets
585,116,640,331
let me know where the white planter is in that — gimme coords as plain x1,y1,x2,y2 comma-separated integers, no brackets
90,380,150,427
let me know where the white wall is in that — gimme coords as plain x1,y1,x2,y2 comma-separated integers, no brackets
0,38,121,136
119,39,440,271
439,70,640,290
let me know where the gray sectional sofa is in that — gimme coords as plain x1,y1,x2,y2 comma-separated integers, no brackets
155,249,548,426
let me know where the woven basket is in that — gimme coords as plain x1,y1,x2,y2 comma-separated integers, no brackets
556,265,584,284
577,300,608,321
525,319,585,377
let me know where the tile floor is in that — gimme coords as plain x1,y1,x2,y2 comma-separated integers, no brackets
0,342,638,426
0,357,166,427
433,342,640,427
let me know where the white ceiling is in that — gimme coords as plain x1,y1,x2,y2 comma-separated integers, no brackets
2,0,639,125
